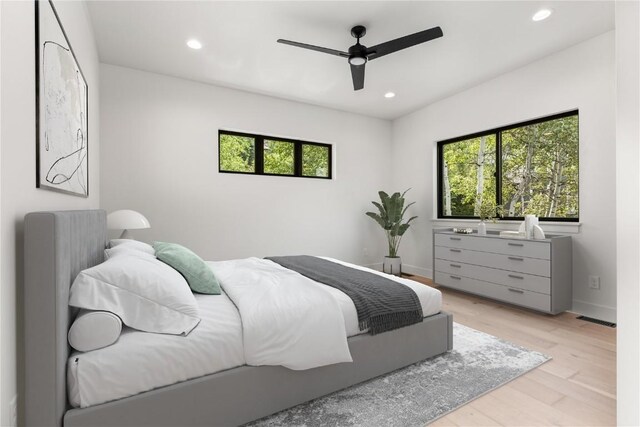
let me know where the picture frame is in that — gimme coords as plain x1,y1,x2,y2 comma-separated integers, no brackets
35,0,89,197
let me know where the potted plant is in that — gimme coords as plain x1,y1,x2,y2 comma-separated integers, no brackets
366,189,417,276
477,201,504,235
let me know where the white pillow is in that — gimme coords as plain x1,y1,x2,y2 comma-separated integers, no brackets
68,310,123,352
105,239,155,260
107,239,155,255
69,254,201,336
104,244,155,261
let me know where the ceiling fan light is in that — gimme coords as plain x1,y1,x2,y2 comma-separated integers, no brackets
532,9,552,21
186,39,202,49
348,56,367,66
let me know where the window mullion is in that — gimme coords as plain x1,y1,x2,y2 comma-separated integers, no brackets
294,142,302,177
255,136,264,175
495,131,502,216
437,142,444,218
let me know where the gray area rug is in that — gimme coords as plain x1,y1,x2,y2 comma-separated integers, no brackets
249,323,550,427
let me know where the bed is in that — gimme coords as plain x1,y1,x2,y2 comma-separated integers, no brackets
24,210,453,427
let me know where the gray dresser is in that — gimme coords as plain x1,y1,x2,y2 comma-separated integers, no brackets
433,229,572,314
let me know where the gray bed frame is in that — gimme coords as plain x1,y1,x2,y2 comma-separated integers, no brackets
24,210,454,427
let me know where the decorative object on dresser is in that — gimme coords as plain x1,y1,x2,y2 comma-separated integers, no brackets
36,0,89,197
477,221,487,236
453,227,473,234
519,216,546,239
366,189,417,276
107,209,150,238
476,201,504,236
433,229,572,314
533,224,545,239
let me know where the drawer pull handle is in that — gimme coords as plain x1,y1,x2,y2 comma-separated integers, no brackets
449,275,462,280
450,249,461,253
450,263,462,268
508,288,525,294
508,242,524,247
449,237,461,241
508,256,524,261
508,274,524,280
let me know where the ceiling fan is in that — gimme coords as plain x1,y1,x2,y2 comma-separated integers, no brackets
277,25,443,91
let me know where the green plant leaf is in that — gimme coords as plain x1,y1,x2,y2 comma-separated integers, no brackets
378,191,390,208
390,222,400,237
396,223,410,236
387,193,401,223
371,201,386,218
365,212,388,230
401,201,415,218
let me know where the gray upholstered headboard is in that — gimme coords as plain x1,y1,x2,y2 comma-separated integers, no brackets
24,210,107,427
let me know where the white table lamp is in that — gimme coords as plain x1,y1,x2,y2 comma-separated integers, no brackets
107,210,151,239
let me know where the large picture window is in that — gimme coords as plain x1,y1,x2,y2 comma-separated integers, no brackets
437,110,579,221
219,130,332,179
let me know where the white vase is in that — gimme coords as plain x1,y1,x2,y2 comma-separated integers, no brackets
477,221,487,235
383,256,402,276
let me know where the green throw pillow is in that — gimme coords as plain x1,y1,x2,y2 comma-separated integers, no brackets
153,242,221,295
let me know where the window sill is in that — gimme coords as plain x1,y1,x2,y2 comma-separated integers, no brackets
430,218,582,234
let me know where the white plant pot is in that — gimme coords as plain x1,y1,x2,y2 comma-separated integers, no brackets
383,256,402,276
477,221,487,235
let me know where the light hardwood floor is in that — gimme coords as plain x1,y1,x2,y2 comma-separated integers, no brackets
408,276,616,427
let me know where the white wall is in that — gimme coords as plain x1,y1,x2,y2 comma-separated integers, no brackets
0,2,100,425
100,64,392,267
615,1,640,424
390,32,617,322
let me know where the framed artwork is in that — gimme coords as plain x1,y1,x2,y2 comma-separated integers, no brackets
36,0,89,197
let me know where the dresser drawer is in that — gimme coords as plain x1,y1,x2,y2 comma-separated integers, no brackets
434,259,551,294
434,272,551,312
434,246,550,277
434,233,550,260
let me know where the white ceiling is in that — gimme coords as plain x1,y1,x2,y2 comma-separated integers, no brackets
87,1,614,120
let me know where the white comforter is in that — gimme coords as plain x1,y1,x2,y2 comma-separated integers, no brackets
209,257,353,370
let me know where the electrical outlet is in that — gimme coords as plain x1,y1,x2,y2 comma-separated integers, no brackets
9,395,17,427
589,275,601,290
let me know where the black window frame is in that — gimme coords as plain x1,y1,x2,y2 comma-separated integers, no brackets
437,110,579,222
218,130,332,180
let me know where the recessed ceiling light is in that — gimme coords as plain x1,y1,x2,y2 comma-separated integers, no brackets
384,92,396,99
532,9,552,22
186,39,202,50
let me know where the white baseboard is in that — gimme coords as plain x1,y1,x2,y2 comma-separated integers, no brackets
401,264,433,279
364,262,432,279
364,262,383,271
571,300,617,323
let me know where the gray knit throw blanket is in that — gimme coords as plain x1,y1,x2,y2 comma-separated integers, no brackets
265,256,423,335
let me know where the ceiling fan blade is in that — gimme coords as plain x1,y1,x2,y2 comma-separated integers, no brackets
277,39,349,58
366,27,443,60
350,64,365,91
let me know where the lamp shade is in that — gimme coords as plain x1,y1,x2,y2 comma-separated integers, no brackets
107,210,151,230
